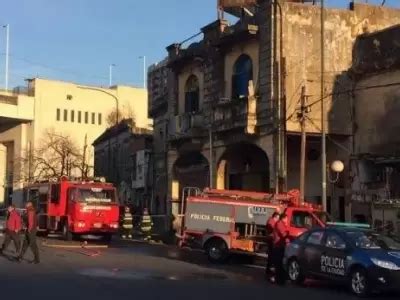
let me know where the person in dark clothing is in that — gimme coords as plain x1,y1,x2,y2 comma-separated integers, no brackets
265,211,280,277
272,213,290,284
0,205,22,256
18,202,40,264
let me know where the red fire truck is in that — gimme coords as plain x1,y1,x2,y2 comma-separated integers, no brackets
23,176,120,241
178,188,330,263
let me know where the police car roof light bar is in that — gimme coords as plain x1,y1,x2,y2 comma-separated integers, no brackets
326,222,371,229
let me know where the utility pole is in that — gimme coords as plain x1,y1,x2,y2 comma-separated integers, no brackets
321,0,327,211
3,24,9,91
299,86,307,204
209,128,213,188
82,134,88,179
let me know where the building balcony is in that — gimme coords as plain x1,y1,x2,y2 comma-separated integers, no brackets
211,96,257,134
168,112,206,141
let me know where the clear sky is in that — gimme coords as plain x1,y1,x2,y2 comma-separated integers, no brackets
0,0,399,89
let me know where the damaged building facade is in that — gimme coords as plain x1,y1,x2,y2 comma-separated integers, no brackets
147,0,400,228
350,24,400,235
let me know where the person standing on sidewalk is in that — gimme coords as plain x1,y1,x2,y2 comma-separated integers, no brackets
0,205,22,256
121,206,133,239
18,202,40,264
140,208,153,241
272,213,290,285
265,211,280,278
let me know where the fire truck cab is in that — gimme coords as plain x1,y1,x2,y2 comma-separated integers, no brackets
179,188,330,263
23,176,120,241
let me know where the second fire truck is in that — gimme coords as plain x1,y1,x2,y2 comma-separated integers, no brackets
178,188,331,263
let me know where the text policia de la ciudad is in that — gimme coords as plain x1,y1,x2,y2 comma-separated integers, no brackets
321,255,345,276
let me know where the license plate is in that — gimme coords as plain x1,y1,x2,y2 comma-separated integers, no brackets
93,223,102,228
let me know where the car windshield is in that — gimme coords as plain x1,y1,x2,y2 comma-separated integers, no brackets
70,188,117,204
346,231,400,251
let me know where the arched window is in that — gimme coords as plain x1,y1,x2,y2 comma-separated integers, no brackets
232,54,253,99
184,75,200,113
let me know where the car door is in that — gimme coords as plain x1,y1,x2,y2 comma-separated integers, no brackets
302,230,326,276
319,231,348,280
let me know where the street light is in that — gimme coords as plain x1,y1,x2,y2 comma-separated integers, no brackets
109,64,115,87
139,56,146,89
77,85,121,185
2,24,9,91
328,160,344,183
77,85,119,124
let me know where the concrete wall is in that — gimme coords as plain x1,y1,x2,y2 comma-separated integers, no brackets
279,2,400,135
0,94,34,121
354,70,400,154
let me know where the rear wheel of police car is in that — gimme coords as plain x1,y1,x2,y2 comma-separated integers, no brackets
288,258,305,285
349,267,370,297
206,239,229,264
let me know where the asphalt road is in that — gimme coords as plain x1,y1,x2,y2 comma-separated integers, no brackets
0,235,396,300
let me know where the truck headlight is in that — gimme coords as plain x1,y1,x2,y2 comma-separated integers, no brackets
75,221,86,228
110,223,119,229
371,258,400,270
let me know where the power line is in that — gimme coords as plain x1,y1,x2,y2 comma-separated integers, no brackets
306,81,400,109
0,52,108,81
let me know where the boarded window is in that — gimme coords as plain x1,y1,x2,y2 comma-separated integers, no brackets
56,108,60,121
85,112,89,124
64,109,68,122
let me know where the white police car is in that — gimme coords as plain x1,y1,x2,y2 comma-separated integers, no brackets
284,223,400,297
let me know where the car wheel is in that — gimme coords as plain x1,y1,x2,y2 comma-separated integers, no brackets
350,268,370,297
288,258,305,285
206,239,229,264
62,223,73,241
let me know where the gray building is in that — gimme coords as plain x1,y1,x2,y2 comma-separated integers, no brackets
93,119,153,210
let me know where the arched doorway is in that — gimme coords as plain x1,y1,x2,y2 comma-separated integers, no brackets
217,143,269,192
173,151,209,199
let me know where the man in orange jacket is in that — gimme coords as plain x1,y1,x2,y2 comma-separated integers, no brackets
272,213,290,284
1,205,22,256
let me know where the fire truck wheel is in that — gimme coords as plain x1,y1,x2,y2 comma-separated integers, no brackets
205,238,229,264
287,258,305,285
62,223,73,241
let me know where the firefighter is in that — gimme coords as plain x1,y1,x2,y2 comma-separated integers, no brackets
140,208,153,241
0,205,22,256
121,206,133,239
18,202,40,264
272,213,290,284
265,211,280,278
